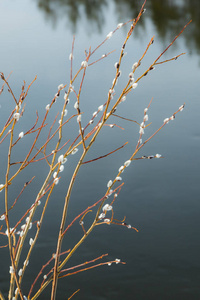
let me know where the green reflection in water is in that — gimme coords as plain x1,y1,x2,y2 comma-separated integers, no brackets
36,0,108,32
35,0,200,54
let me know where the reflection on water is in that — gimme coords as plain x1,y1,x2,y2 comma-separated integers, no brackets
36,0,108,32
35,0,200,53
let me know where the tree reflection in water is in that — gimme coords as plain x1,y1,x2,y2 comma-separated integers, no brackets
36,0,108,32
35,0,200,54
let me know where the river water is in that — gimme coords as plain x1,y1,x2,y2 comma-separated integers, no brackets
0,0,200,299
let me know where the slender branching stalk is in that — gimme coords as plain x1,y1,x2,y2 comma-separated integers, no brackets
0,1,191,299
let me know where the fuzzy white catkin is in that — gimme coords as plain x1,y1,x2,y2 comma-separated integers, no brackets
19,132,24,138
108,189,113,196
58,155,64,163
58,154,67,165
58,84,64,90
54,178,59,185
121,96,126,102
114,62,119,68
98,105,104,111
107,180,113,188
99,213,105,219
69,53,73,60
45,104,50,110
29,238,34,246
132,82,138,89
23,260,29,267
74,101,78,109
77,115,81,122
0,214,5,220
13,113,20,121
59,165,64,172
117,23,123,29
118,166,124,172
106,31,113,39
139,127,144,135
124,160,131,167
15,102,21,110
53,172,57,179
103,204,112,211
104,218,111,223
71,148,78,155
129,72,134,78
132,62,138,69
81,61,88,68
63,109,67,116
163,118,170,124
64,93,68,100
115,258,121,264
21,224,26,230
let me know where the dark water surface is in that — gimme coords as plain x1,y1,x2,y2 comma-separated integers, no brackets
0,0,200,299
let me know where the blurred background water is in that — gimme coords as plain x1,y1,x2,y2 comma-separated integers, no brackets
0,0,200,299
